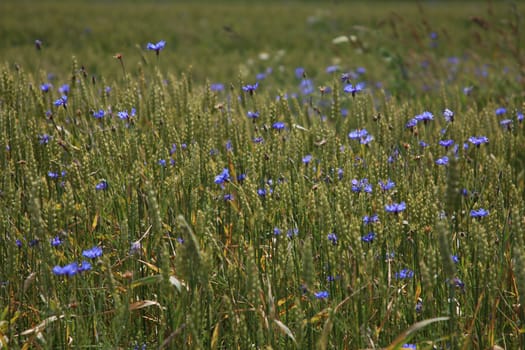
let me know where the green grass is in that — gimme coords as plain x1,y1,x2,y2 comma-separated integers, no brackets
0,1,525,349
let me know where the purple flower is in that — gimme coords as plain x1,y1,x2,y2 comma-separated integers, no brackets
35,39,42,50
468,136,489,146
242,82,259,95
351,178,372,193
146,40,166,55
401,344,417,349
302,154,312,164
82,246,103,259
518,112,524,122
327,233,338,245
463,86,473,95
500,119,512,129
361,232,375,243
78,260,92,272
158,159,167,167
435,156,449,165
348,129,368,140
48,171,59,179
439,139,454,148
314,291,329,299
93,110,105,119
54,95,68,107
295,67,305,78
214,168,230,185
326,65,340,73
53,262,79,276
51,236,62,247
223,194,234,201
210,83,224,92
470,208,489,218
415,111,434,122
272,121,285,130
395,269,414,279
360,135,374,145
117,108,136,120
378,179,395,191
385,202,406,214
39,134,51,145
40,83,52,92
247,111,259,119
443,108,454,122
58,84,70,95
344,82,365,97
406,118,418,129
419,140,428,148
495,107,507,116
95,180,108,191
273,227,281,236
363,214,379,224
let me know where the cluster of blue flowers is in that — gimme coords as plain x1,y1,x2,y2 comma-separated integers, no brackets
53,246,102,277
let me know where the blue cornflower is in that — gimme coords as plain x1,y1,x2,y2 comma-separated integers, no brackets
314,291,329,299
257,188,267,197
272,121,285,130
495,107,506,116
470,208,489,218
40,83,52,92
16,239,22,248
287,228,299,238
419,140,428,148
54,95,68,107
295,67,305,78
363,214,379,224
463,86,473,95
247,111,259,119
439,139,454,148
300,79,314,95
51,236,62,247
82,246,103,259
326,65,340,73
360,135,374,145
302,154,312,164
78,260,92,272
435,156,449,165
401,344,417,349
242,82,259,95
225,140,232,151
48,171,59,179
214,168,230,185
379,179,395,191
343,82,365,97
253,136,264,143
223,194,234,201
351,178,372,193
158,159,167,167
443,108,454,122
348,129,368,140
395,269,414,279
53,262,79,276
518,112,524,122
93,109,105,119
273,227,281,236
415,111,434,123
58,84,70,95
468,136,489,146
406,118,418,129
95,180,108,191
356,67,366,75
500,119,512,129
451,255,459,264
361,232,375,243
35,39,42,50
104,86,111,95
117,107,136,120
169,144,177,155
146,40,166,55
210,83,224,92
327,233,338,245
385,202,406,214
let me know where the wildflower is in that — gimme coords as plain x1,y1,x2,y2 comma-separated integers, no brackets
117,108,136,120
360,135,374,145
48,171,59,179
130,241,142,255
378,179,395,191
351,178,372,193
78,260,92,272
146,40,166,55
326,65,339,73
415,111,434,123
272,121,285,130
104,86,111,95
40,83,52,92
314,291,329,299
223,194,234,201
273,227,281,236
257,188,267,197
443,108,454,122
247,111,259,119
58,84,69,95
214,168,230,185
35,39,42,50
256,72,266,80
415,299,423,313
95,180,108,191
343,82,365,97
470,208,489,218
158,159,167,167
51,236,62,247
287,228,299,238
363,214,379,224
361,232,375,243
463,86,473,95
327,233,338,245
302,154,312,164
401,344,416,349
518,112,523,122
406,118,418,129
225,140,232,151
453,277,465,289
54,95,68,107
439,139,454,148
451,255,459,264
468,136,489,146
295,67,305,78
495,107,506,116
29,239,39,247
210,83,224,92
300,79,314,95
237,173,246,183
348,129,368,140
500,119,512,129
93,110,105,119
395,269,414,279
356,67,366,75
53,262,79,276
242,82,259,95
435,156,449,165
253,136,264,143
82,246,103,259
385,202,406,214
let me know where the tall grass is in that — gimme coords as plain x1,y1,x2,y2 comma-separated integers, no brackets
0,1,524,349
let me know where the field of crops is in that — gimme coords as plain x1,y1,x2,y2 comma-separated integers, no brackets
1,0,525,349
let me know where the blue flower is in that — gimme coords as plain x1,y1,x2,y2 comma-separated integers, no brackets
363,214,379,224
82,246,103,259
395,269,414,279
53,262,79,276
401,344,417,349
78,260,92,272
344,82,365,97
468,136,489,146
356,67,366,75
360,135,374,145
272,121,285,130
257,188,267,197
242,82,259,95
158,159,167,167
435,156,449,165
214,168,230,185
451,255,459,264
439,139,454,148
54,95,68,107
326,65,339,73
518,112,524,122
51,236,62,247
406,118,418,129
443,108,454,122
500,119,512,128
327,233,338,245
273,227,281,236
223,194,234,201
495,107,507,115
48,171,59,179
351,178,372,193
147,40,166,54
58,84,70,95
470,208,489,218
93,109,105,119
415,111,434,123
361,232,375,243
348,129,368,140
300,79,315,95
247,111,259,119
314,291,329,299
210,83,224,92
95,180,108,191
385,202,406,214
40,83,52,92
463,86,473,95
302,154,312,164
39,134,51,145
379,179,395,191
295,67,305,78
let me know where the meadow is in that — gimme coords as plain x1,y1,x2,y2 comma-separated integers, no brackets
0,0,525,349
